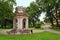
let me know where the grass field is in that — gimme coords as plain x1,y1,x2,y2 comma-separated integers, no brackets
29,27,44,30
0,27,44,31
0,29,12,31
0,32,60,40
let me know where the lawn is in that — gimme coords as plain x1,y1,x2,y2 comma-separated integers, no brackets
0,29,12,31
29,27,44,30
0,32,60,40
0,27,44,30
0,27,43,31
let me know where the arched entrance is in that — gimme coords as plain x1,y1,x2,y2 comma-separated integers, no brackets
23,18,26,29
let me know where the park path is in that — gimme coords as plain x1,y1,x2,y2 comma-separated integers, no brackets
33,30,44,33
44,25,60,34
33,25,60,34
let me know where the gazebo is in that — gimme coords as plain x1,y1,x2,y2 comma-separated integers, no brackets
13,6,29,30
4,6,31,34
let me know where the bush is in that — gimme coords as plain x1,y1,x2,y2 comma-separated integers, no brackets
2,26,12,29
35,24,41,28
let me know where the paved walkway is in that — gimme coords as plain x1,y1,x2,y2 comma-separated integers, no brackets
43,25,60,34
33,30,45,33
33,25,60,34
45,29,60,34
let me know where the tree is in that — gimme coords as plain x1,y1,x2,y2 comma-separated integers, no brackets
0,0,16,28
26,2,41,27
35,0,60,28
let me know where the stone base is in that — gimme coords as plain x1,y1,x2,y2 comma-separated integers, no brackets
6,29,31,34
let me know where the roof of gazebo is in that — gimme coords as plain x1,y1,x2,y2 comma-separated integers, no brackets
14,6,29,17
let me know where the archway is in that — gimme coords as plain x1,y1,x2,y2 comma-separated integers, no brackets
23,18,26,29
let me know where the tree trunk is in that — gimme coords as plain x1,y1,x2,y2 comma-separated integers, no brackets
50,16,54,28
55,9,59,27
49,12,54,28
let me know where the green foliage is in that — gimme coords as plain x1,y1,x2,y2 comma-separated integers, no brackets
36,0,60,27
35,20,41,28
52,26,60,31
26,2,41,27
0,0,16,28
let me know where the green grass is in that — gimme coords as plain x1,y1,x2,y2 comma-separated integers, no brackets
29,27,44,30
0,27,43,31
0,29,12,31
0,32,60,40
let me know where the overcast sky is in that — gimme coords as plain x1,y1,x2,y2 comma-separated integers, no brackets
13,0,45,21
16,0,35,7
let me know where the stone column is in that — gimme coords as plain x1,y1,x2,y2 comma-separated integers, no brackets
25,18,28,29
13,18,16,29
17,18,23,30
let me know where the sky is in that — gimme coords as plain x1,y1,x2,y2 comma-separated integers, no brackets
13,0,35,12
14,0,35,8
14,0,45,21
16,0,35,7
39,12,46,21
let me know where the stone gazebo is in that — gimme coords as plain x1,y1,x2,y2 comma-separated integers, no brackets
13,6,29,30
3,6,30,34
